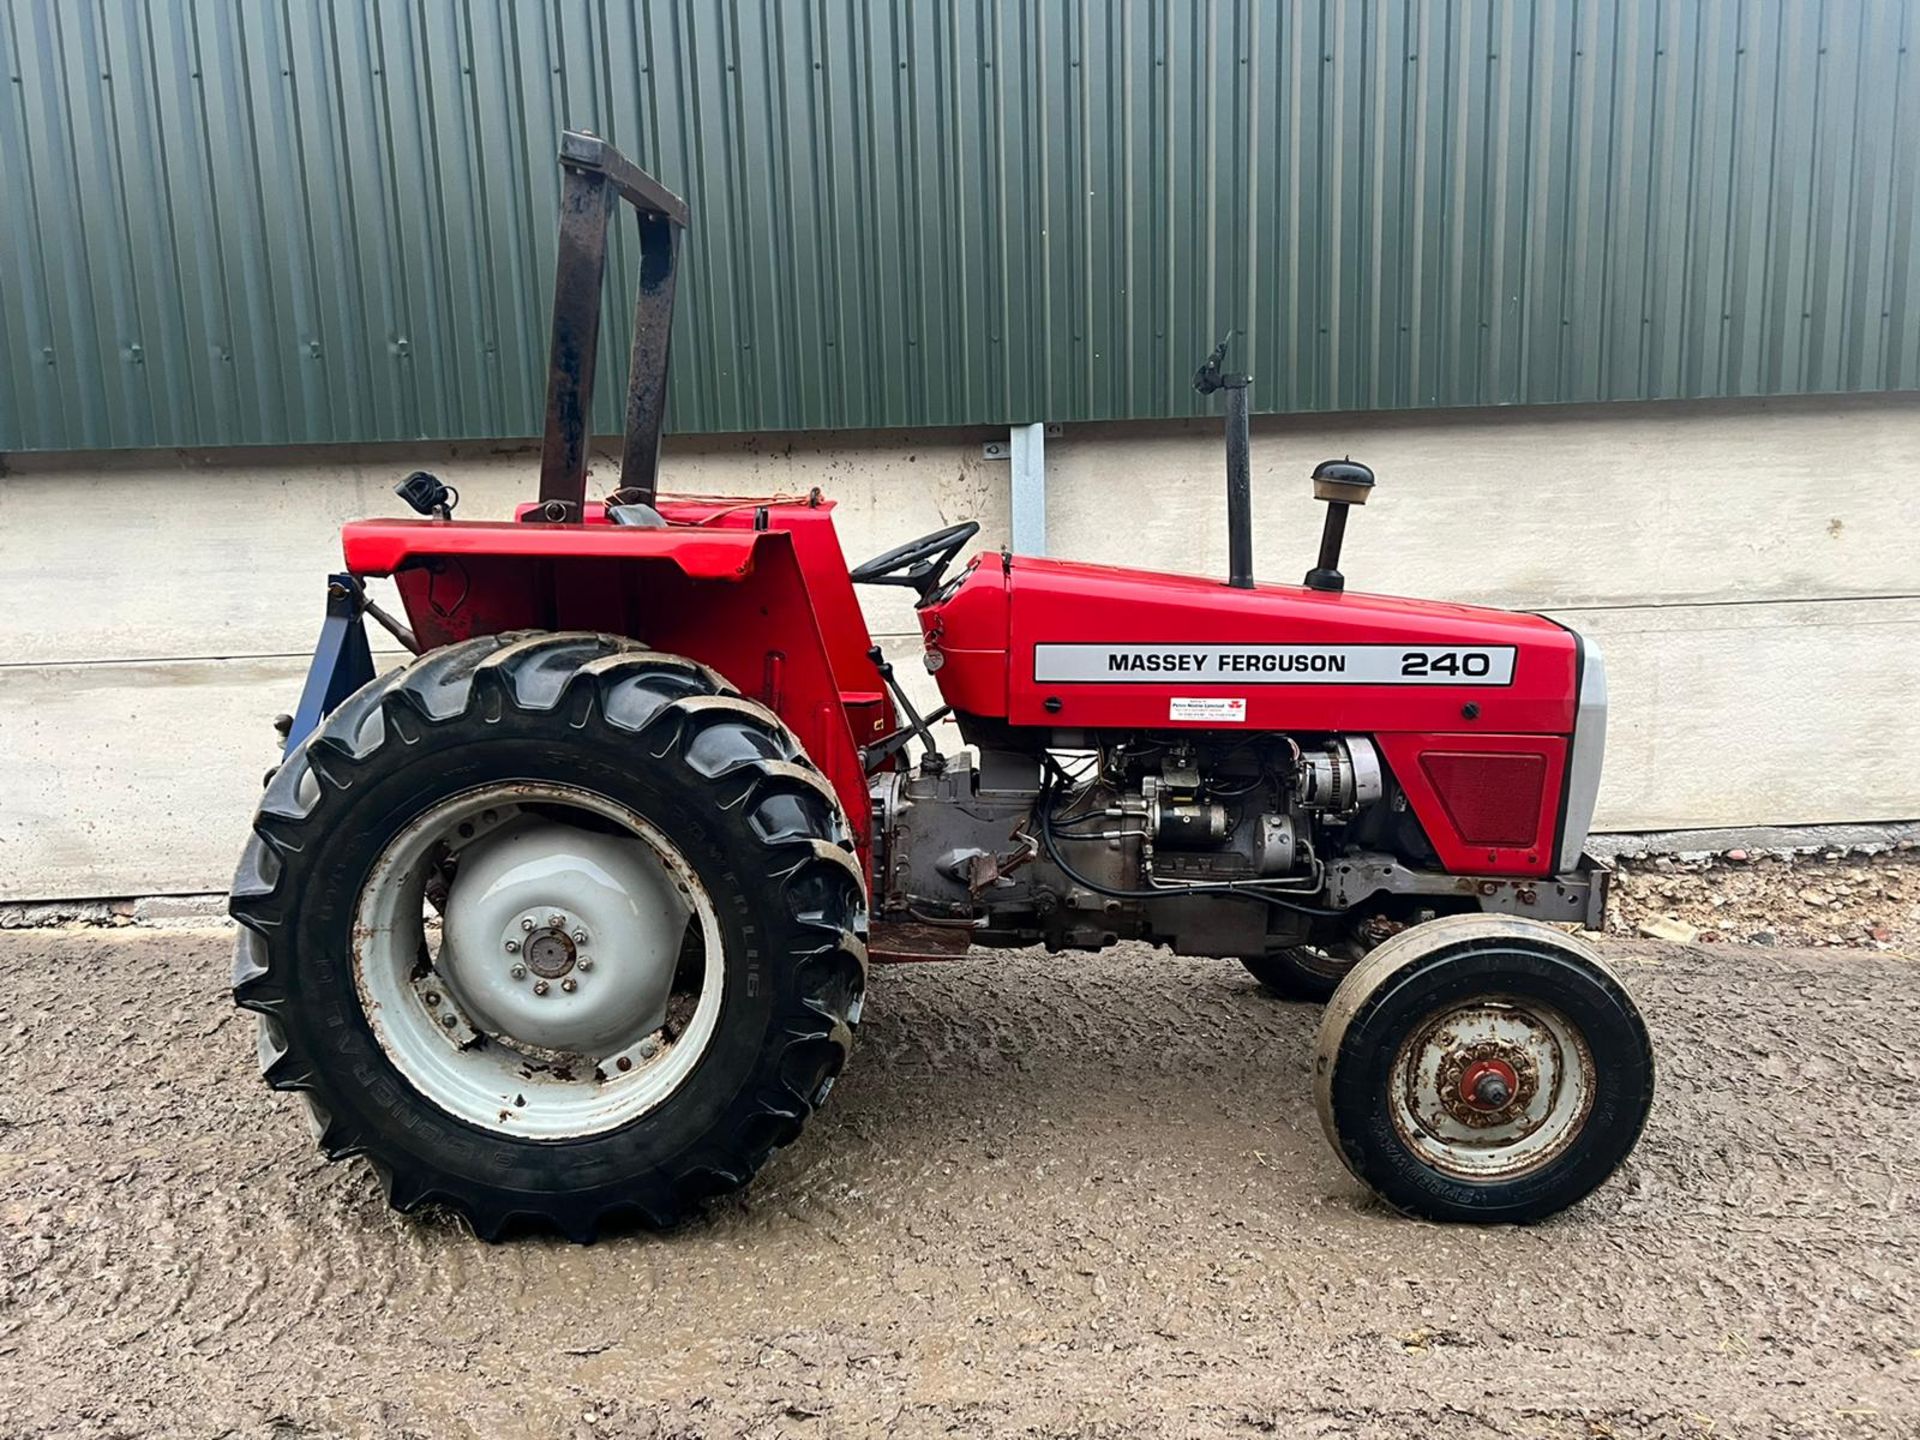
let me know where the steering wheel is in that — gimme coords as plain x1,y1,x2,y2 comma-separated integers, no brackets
849,521,981,600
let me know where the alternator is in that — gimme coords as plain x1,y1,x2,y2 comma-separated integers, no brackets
1295,737,1384,813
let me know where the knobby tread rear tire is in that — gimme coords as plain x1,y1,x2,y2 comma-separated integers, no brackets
230,631,867,1242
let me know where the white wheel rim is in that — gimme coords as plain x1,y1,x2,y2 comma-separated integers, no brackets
1388,996,1594,1181
351,782,725,1139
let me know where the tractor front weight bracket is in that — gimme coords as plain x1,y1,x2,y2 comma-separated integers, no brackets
284,572,377,753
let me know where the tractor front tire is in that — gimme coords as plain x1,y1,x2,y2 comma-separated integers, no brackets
1313,914,1653,1224
230,632,867,1241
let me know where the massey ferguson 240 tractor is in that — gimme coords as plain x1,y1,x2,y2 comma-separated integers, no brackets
232,133,1653,1241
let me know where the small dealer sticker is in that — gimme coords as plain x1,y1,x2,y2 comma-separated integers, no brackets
1170,696,1247,722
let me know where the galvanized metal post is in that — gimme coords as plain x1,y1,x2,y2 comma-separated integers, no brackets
1009,421,1047,556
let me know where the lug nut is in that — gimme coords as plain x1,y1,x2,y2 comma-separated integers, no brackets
616,1055,633,1072
576,958,593,972
504,938,520,953
547,914,565,929
572,929,588,945
424,991,441,1007
639,1037,661,1060
509,964,527,980
561,977,577,993
521,918,536,932
440,1013,457,1029
533,980,549,996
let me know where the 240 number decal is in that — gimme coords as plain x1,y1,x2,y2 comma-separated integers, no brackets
1401,650,1495,678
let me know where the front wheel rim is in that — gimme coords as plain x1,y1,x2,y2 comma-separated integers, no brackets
1387,994,1595,1181
351,782,726,1140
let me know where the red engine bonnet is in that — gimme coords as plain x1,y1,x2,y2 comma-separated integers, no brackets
922,556,1580,877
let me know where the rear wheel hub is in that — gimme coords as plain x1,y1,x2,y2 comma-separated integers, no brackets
438,822,684,1057
521,922,577,979
352,784,726,1139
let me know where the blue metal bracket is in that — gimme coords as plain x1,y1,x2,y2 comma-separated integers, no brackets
285,572,377,752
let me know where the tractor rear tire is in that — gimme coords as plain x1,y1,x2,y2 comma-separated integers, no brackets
1313,914,1653,1224
230,632,867,1241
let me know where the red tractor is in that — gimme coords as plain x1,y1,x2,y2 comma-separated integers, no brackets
233,134,1652,1240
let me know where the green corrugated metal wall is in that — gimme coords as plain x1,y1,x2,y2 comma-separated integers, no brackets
2,0,1916,453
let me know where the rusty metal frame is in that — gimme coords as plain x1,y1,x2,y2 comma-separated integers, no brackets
1325,851,1611,931
533,131,689,522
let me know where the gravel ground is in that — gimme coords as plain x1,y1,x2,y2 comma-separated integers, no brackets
2,927,1917,1439
1606,850,1920,952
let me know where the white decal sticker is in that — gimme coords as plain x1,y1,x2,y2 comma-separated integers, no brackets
1170,696,1247,722
1034,643,1517,686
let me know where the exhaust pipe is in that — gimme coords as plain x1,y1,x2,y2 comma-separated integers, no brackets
1194,335,1255,589
1224,381,1253,589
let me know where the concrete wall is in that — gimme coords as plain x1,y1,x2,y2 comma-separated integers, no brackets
2,393,1915,900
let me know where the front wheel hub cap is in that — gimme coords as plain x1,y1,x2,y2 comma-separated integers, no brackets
1390,998,1594,1181
440,822,687,1056
1459,1056,1520,1113
1435,1040,1539,1128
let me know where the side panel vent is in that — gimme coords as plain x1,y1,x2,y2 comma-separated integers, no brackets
1418,752,1548,848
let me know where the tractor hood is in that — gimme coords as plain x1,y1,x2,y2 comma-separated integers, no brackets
921,555,1580,737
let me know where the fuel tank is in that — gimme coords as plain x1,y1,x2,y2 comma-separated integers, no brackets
919,555,1595,877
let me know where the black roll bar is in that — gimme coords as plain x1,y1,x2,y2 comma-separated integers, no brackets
533,130,689,522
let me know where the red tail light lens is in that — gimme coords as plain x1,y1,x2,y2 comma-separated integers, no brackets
1418,751,1547,848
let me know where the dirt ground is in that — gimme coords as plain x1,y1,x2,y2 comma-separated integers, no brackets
2,926,1917,1440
